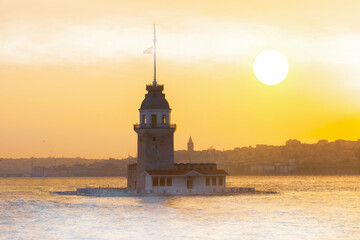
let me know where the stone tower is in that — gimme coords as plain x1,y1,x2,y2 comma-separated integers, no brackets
187,136,194,152
133,82,176,189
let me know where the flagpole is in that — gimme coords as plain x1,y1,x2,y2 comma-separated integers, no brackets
153,24,157,86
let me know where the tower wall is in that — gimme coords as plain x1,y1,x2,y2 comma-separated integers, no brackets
135,129,175,189
127,163,137,190
132,84,176,190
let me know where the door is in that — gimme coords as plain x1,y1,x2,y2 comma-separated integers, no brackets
151,114,157,128
187,177,193,189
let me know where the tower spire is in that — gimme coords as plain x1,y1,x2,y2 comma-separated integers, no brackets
153,24,157,87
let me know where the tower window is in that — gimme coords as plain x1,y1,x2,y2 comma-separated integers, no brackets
162,115,167,124
153,136,156,141
142,115,146,124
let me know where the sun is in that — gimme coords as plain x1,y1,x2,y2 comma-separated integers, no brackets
253,50,289,85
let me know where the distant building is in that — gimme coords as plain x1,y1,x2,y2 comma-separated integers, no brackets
317,139,329,146
187,136,194,152
31,166,46,177
286,139,301,147
250,162,297,175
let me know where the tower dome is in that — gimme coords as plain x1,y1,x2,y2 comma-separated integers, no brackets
140,84,170,110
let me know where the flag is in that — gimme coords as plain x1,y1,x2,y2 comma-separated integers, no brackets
143,46,153,54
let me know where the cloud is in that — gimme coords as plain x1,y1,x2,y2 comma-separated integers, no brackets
0,18,359,68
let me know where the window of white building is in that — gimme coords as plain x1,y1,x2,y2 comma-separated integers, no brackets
166,177,172,186
219,177,224,185
160,177,165,186
153,177,159,186
205,177,210,186
212,177,217,186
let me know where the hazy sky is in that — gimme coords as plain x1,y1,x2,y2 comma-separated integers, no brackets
1,0,360,158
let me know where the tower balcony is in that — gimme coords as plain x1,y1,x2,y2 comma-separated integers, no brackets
133,123,176,130
146,84,164,91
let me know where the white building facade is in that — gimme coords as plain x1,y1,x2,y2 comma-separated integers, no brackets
143,169,227,193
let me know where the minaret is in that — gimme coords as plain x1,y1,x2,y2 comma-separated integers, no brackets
133,25,176,190
187,136,194,152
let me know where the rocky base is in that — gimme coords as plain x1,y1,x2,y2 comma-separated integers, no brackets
51,187,277,196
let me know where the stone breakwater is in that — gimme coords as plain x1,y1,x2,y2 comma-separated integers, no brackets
51,187,278,196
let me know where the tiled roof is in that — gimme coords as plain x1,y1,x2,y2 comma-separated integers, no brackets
145,169,228,176
196,169,228,175
145,170,190,176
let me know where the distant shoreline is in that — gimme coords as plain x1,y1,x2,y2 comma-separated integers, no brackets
2,174,360,178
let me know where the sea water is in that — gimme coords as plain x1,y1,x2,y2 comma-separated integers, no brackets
0,176,359,240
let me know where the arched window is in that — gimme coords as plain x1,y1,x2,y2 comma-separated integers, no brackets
162,115,167,124
142,115,146,124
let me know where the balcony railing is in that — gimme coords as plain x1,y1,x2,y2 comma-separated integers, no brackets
133,123,176,129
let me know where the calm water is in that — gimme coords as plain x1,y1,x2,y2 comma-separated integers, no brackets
0,176,359,240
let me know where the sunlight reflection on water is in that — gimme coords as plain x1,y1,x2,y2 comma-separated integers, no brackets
0,176,359,240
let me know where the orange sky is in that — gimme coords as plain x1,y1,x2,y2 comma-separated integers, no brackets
1,0,360,158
